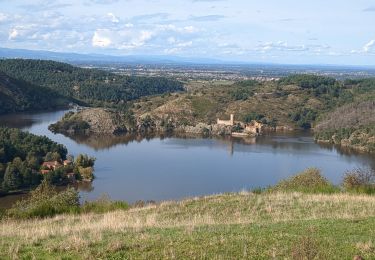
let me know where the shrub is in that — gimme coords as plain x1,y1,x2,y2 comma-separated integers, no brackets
271,168,338,193
81,194,129,214
243,112,265,123
78,166,94,181
342,168,375,194
7,180,79,218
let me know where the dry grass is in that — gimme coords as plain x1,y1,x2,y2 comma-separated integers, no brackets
1,191,375,259
1,191,375,244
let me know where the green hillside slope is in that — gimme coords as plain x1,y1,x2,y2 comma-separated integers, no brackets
0,72,70,114
0,59,184,105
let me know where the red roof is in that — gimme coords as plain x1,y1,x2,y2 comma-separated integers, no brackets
40,169,50,175
43,161,60,166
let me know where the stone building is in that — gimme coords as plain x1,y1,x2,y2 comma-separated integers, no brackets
244,120,263,135
217,114,234,126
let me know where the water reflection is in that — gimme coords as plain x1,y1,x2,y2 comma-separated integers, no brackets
0,109,374,206
61,130,375,165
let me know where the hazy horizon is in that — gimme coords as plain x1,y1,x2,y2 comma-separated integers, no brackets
1,0,375,66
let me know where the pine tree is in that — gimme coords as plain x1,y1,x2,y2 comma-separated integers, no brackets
2,163,22,191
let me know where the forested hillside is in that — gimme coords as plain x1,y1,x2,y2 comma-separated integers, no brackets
315,101,375,152
0,72,70,114
0,127,67,195
0,59,184,105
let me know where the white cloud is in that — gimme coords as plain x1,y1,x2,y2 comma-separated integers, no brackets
107,13,119,23
139,30,153,42
351,39,375,54
256,41,308,52
89,0,119,4
124,23,134,28
158,24,199,34
167,37,176,43
363,39,375,53
183,26,198,33
92,30,111,47
8,28,19,40
176,41,193,47
0,13,9,22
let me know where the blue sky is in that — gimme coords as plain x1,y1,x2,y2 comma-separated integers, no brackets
0,0,375,65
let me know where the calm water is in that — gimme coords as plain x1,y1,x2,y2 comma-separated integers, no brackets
0,110,374,206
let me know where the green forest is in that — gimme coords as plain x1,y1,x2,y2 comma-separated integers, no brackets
0,59,184,107
0,72,71,114
0,127,67,195
0,127,96,196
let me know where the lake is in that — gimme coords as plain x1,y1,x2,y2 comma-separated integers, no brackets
0,110,374,206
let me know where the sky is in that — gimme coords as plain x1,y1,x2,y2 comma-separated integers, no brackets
0,0,375,65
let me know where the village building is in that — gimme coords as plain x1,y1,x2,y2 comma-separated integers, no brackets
42,161,62,170
40,160,63,174
40,169,51,175
63,160,72,166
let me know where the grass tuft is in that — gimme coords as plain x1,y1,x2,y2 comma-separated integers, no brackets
81,194,129,214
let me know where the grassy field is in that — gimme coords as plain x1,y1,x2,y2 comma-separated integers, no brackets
1,191,375,259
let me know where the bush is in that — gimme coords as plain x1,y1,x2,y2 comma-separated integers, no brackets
243,112,265,123
7,180,80,219
342,168,375,194
78,166,94,181
271,168,338,193
81,194,129,214
289,108,317,129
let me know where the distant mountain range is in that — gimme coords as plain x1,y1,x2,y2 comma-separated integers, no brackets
1,47,375,72
0,47,227,65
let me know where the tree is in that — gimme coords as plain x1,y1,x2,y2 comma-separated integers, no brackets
75,154,96,168
44,168,68,185
45,152,61,162
2,164,22,191
0,163,5,182
26,153,40,169
0,148,5,162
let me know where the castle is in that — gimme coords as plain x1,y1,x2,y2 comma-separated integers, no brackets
217,114,263,135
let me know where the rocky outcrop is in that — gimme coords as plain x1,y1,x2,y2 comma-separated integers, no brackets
49,108,129,135
77,108,127,134
51,108,237,137
178,123,232,135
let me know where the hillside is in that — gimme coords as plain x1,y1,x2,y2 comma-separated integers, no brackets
48,75,375,138
0,72,70,114
1,191,375,259
0,59,184,105
132,75,374,129
315,101,375,152
315,101,375,131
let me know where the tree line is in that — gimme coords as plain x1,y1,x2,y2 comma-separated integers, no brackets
0,59,184,106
